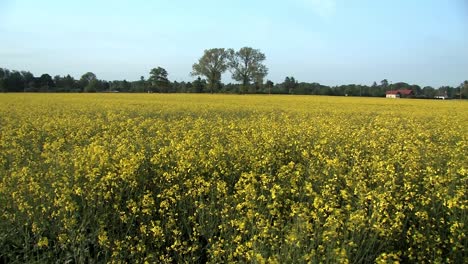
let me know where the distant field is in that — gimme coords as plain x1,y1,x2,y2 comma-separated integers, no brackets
0,94,466,263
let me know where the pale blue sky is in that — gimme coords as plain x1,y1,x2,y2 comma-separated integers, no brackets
1,0,467,87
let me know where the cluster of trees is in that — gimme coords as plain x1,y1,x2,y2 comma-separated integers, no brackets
0,69,109,93
1,47,467,98
192,47,268,94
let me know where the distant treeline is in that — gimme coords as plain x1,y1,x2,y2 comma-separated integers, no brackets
1,67,466,98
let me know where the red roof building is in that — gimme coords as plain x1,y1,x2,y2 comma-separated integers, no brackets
386,89,414,98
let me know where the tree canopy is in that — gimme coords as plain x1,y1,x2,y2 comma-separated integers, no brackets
192,48,230,94
228,47,268,92
149,67,170,92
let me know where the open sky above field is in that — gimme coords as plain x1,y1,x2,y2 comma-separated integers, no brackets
1,0,467,87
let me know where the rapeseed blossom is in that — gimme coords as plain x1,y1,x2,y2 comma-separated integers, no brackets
0,94,466,263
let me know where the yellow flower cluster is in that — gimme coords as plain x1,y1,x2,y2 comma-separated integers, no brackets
0,94,466,263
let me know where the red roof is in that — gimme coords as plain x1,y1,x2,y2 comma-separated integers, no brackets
386,89,413,95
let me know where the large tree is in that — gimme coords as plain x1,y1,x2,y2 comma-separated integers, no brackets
39,74,55,91
422,86,436,98
80,72,96,83
79,72,97,91
283,76,298,94
79,72,102,92
149,67,170,92
228,47,268,93
380,79,389,89
192,48,230,93
84,79,102,93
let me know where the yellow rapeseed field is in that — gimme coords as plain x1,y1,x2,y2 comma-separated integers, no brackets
0,93,466,263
